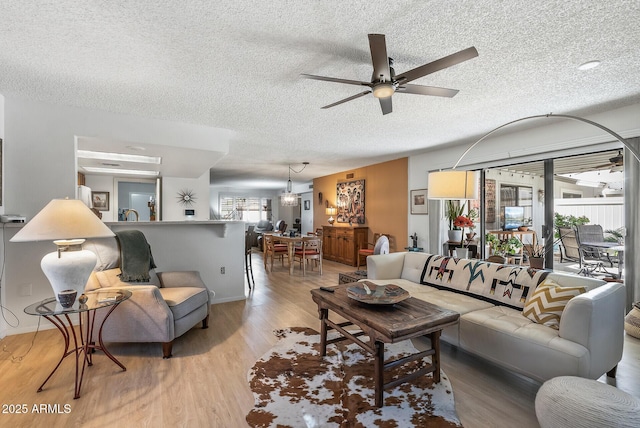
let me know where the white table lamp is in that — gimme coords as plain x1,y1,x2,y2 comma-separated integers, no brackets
10,198,115,304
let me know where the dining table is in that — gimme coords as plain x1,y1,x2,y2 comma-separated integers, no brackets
264,233,315,275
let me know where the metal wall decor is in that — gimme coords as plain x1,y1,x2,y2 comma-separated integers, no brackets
177,189,196,206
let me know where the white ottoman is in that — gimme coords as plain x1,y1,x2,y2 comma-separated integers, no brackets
536,376,640,428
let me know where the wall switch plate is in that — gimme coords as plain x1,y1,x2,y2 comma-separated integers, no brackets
220,266,225,274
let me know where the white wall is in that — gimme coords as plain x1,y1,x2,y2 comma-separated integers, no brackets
162,173,211,221
300,191,313,234
0,94,4,215
85,173,212,222
0,95,4,338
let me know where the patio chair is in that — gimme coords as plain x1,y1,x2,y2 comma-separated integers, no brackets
575,224,618,275
557,227,581,264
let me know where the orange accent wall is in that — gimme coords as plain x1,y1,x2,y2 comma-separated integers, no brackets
313,158,408,251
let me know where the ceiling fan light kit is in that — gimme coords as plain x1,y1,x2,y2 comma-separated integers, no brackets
372,83,395,99
302,34,478,115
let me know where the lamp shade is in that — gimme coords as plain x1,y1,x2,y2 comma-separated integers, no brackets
10,198,115,242
325,207,337,216
428,170,480,200
11,198,115,306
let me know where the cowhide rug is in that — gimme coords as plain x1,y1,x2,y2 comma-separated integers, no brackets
246,327,462,428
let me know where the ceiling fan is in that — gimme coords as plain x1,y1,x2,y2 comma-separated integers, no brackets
301,34,478,115
595,150,624,172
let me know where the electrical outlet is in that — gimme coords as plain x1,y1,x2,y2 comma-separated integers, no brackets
220,266,225,274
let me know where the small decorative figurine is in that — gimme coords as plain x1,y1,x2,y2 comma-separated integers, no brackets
410,233,418,248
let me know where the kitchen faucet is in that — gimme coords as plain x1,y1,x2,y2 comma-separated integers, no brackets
124,209,139,221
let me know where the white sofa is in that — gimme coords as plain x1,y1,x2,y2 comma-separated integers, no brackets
366,252,626,382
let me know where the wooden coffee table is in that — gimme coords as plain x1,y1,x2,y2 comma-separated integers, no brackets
310,283,460,407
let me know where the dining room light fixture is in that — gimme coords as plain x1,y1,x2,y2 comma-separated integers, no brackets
428,113,640,200
281,162,309,207
10,198,115,305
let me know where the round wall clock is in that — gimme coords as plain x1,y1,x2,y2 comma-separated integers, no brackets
177,189,197,206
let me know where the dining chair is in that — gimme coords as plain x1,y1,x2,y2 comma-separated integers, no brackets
294,237,322,276
264,234,289,273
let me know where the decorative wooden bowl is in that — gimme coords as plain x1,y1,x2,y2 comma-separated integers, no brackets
346,281,410,305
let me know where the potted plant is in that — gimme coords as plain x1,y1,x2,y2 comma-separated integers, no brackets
529,244,545,269
494,237,523,257
445,200,466,243
485,233,500,254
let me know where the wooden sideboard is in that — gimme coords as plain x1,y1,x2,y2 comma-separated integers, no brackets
323,226,369,266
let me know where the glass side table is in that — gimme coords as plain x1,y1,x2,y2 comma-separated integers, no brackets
24,289,132,399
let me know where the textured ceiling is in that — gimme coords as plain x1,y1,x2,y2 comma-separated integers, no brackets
2,1,640,189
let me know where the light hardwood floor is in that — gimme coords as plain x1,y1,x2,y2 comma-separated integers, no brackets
1,250,639,427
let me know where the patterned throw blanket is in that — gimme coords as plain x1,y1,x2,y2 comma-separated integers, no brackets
116,230,157,282
420,255,549,310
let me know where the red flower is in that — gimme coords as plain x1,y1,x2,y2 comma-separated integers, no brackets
453,215,474,228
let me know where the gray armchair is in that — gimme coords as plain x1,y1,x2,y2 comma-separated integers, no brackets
254,220,274,250
84,235,211,358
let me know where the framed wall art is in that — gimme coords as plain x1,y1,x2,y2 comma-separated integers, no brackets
336,179,365,224
91,191,110,211
410,189,428,214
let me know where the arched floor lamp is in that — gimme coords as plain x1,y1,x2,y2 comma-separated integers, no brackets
428,113,640,200
427,113,639,310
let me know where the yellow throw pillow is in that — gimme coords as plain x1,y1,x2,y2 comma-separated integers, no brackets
523,279,586,329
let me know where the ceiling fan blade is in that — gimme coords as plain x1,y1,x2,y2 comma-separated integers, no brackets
379,96,392,115
396,84,459,97
321,90,371,109
368,34,391,82
301,74,371,87
395,46,479,84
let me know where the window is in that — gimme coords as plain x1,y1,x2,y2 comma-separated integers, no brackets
219,196,271,221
